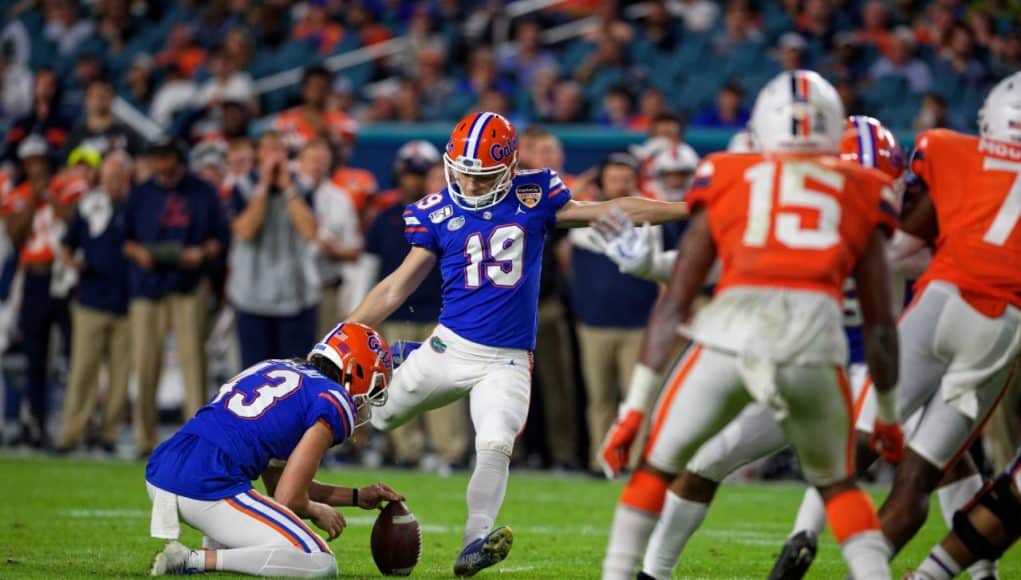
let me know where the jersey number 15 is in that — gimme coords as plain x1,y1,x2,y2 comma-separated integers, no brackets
742,161,846,250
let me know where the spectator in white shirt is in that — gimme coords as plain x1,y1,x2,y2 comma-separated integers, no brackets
196,50,257,113
298,138,362,336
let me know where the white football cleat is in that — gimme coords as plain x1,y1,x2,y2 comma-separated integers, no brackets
150,540,195,576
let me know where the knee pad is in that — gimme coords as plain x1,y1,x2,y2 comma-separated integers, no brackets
476,438,513,457
952,474,1021,560
475,409,524,457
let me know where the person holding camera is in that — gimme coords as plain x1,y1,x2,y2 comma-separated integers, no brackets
226,131,321,369
123,139,227,457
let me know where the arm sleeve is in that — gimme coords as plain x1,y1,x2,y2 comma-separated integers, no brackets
307,388,358,445
402,204,440,253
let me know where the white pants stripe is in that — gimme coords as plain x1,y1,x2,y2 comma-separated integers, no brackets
234,491,327,553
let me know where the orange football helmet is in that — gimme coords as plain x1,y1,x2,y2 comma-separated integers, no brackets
840,116,905,181
443,111,518,210
841,115,905,210
309,322,392,413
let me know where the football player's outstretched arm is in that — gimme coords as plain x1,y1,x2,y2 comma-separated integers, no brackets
270,421,347,540
854,228,904,462
348,246,437,328
590,207,677,281
554,197,688,228
638,209,715,371
263,462,404,511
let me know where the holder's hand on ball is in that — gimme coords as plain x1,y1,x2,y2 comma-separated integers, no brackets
358,482,405,510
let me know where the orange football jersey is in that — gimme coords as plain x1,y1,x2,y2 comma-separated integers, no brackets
274,108,358,152
331,166,379,213
688,152,897,301
3,182,67,265
911,129,1021,316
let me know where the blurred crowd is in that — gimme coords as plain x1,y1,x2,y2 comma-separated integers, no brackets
0,86,692,474
0,0,1018,475
1,0,1019,136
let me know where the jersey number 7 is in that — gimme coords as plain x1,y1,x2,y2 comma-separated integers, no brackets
981,157,1021,246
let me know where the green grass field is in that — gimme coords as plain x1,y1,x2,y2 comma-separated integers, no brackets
1,454,1015,579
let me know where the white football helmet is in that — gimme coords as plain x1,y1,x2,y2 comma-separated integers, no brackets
749,70,844,154
651,143,699,201
978,71,1021,145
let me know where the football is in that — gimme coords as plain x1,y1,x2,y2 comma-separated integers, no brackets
370,501,422,576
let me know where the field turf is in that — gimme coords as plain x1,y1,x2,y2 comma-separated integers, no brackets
1,454,1016,579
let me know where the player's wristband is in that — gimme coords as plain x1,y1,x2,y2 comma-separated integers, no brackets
622,363,664,415
875,387,900,424
352,487,359,507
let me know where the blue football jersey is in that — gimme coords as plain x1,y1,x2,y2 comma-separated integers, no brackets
146,359,357,500
403,169,571,350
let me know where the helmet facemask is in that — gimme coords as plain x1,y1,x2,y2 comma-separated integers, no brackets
344,349,389,428
444,151,516,210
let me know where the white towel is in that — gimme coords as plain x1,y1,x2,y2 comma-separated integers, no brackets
149,485,181,540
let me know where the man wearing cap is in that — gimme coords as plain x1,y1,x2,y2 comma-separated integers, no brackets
1,135,78,448
363,140,468,471
568,153,684,473
56,150,133,454
123,138,227,456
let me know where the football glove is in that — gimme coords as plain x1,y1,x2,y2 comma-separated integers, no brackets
599,409,644,479
591,208,658,278
870,420,905,463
